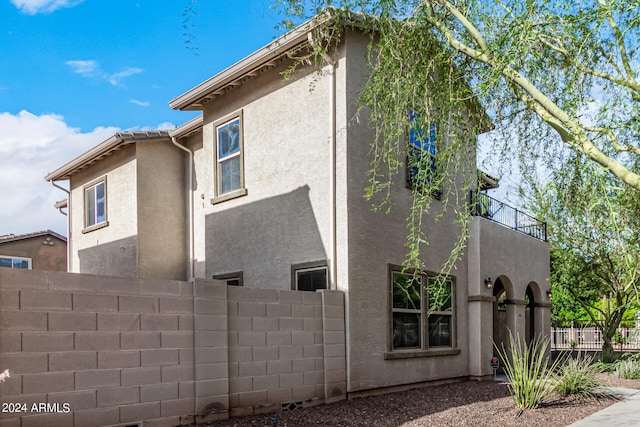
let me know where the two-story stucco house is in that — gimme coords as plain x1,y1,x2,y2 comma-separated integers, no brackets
45,16,550,398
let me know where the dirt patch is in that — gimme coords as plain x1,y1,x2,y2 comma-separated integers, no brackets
202,374,639,426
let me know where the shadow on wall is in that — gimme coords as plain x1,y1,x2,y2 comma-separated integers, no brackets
205,185,327,288
78,235,137,278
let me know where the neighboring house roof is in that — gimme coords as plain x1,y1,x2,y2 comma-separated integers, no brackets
44,130,170,181
0,230,67,244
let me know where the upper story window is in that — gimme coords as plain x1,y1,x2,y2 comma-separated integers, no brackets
391,268,455,351
216,116,243,195
0,255,31,269
83,178,108,232
407,111,438,191
211,111,247,205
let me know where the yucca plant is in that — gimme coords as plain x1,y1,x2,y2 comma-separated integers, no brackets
496,333,561,409
555,354,604,398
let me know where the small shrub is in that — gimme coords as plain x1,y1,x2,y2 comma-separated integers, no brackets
593,360,617,373
555,355,604,398
600,348,618,364
616,359,640,380
496,333,561,409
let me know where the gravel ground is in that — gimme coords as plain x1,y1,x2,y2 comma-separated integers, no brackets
203,373,639,427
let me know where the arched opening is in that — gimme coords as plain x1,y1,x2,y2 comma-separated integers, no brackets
492,278,509,357
525,285,535,345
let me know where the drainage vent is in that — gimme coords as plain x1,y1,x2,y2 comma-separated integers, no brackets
281,401,304,411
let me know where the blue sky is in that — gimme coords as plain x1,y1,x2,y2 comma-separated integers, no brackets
0,0,283,236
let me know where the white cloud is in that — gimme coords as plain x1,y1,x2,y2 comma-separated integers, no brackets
66,60,143,86
0,110,119,236
155,122,176,131
108,68,143,86
11,0,84,15
65,59,99,77
130,99,150,107
125,122,176,131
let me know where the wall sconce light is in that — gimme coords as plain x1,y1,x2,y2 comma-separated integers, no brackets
546,290,552,299
484,278,493,289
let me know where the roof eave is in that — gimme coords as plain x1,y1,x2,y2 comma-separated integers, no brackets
169,115,203,139
45,131,171,182
168,16,328,111
44,134,123,182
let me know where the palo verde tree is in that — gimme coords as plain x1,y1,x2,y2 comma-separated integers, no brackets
270,0,640,272
531,155,640,356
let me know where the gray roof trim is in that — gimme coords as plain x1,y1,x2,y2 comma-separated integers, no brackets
0,230,67,244
45,131,170,182
169,115,203,139
168,16,328,111
479,170,500,190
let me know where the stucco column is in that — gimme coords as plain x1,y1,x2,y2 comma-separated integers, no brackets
506,299,527,343
466,218,497,378
534,302,551,340
467,295,496,379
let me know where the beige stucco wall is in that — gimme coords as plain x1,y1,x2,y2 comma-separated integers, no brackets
340,31,478,392
68,140,188,280
180,28,549,394
136,141,187,280
466,216,551,377
188,50,341,289
69,145,139,277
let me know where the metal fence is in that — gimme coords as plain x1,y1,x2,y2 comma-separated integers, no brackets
469,192,547,241
551,326,640,351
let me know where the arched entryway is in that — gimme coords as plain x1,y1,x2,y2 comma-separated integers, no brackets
492,277,511,354
525,286,535,345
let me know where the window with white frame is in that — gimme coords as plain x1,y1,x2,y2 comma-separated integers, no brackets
216,116,243,195
293,263,328,292
84,179,106,229
391,269,454,350
0,255,32,269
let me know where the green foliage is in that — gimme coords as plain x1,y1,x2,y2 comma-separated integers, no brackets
495,333,560,409
600,348,619,364
554,355,604,398
531,153,640,352
616,359,640,380
271,0,640,273
595,352,640,374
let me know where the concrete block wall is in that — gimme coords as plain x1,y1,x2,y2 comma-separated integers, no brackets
0,269,346,426
207,282,346,418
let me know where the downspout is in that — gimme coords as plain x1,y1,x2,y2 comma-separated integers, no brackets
309,31,345,400
308,32,338,291
171,136,197,417
50,180,71,271
171,137,195,282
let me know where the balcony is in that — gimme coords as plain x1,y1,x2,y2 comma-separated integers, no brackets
469,192,547,241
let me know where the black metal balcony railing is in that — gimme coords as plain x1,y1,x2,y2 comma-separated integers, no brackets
469,191,547,241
